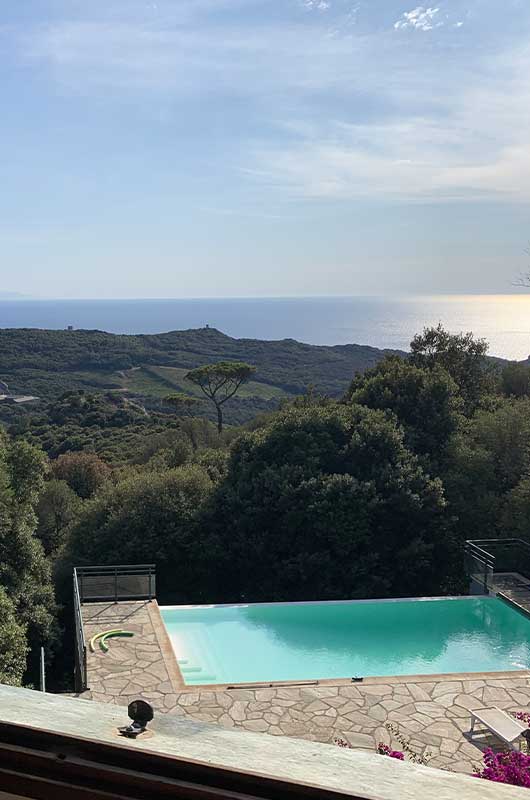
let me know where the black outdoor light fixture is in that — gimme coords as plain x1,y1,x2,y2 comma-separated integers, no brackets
118,700,154,739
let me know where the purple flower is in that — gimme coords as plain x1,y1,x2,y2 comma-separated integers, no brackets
377,743,405,761
474,748,530,787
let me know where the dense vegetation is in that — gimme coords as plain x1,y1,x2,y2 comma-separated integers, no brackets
2,323,530,689
0,327,400,432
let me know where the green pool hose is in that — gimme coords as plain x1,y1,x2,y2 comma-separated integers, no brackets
89,629,134,653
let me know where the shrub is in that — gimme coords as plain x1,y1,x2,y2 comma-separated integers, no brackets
474,748,530,787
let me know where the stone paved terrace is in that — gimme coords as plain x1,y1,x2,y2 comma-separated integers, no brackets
494,573,530,615
80,600,530,774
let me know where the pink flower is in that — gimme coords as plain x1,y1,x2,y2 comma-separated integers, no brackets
474,748,530,787
377,743,405,761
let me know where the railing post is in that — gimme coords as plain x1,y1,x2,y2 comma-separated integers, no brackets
148,566,152,601
114,567,118,604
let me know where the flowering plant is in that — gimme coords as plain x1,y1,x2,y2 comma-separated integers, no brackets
377,742,405,760
474,748,530,787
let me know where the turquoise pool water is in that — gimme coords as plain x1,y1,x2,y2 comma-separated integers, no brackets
160,597,530,686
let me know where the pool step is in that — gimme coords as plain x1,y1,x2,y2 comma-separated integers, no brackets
186,674,216,683
179,661,217,683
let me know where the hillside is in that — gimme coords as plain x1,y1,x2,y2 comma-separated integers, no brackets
0,327,402,424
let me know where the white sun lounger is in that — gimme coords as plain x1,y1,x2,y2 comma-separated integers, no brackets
470,707,529,750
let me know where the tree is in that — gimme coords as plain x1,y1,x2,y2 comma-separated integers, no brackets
198,403,462,602
410,324,492,414
36,479,82,556
346,356,462,462
501,363,530,398
186,362,256,434
0,434,57,682
502,476,530,540
66,465,213,600
442,398,530,542
51,451,111,498
0,587,27,685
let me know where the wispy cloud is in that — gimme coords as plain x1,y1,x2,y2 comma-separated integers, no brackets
394,6,442,31
303,0,331,10
14,0,530,205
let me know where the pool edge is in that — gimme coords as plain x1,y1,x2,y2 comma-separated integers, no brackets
148,600,187,691
159,595,530,692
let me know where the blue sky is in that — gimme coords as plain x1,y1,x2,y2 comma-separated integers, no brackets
1,0,530,298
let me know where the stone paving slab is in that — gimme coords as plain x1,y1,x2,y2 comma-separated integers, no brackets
81,600,184,709
80,601,530,775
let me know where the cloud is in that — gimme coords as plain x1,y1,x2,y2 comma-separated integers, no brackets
13,0,530,206
394,6,442,31
248,36,530,203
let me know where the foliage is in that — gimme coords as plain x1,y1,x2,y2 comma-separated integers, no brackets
347,356,463,462
442,399,530,541
164,393,203,416
0,587,27,685
383,722,432,765
0,327,399,432
410,324,493,414
336,722,430,764
186,361,256,433
502,362,530,398
336,736,404,760
9,389,186,464
512,711,530,725
474,748,530,787
0,433,57,682
376,744,405,760
36,479,83,556
65,465,214,600
197,403,462,602
51,451,111,498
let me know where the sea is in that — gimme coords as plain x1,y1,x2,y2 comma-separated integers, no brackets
1,295,530,361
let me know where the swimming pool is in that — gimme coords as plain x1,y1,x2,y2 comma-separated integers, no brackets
160,596,530,686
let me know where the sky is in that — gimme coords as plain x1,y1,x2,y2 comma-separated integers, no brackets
1,0,530,299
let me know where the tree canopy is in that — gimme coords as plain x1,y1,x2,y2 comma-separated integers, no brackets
410,324,493,414
0,588,27,685
0,434,57,682
66,465,214,600
197,403,462,602
51,451,111,498
347,355,462,463
186,361,256,433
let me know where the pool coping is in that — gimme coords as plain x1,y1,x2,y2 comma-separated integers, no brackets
148,601,186,690
156,595,530,692
160,594,484,611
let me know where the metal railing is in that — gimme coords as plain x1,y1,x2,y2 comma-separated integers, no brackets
465,538,530,593
73,565,156,692
73,568,88,693
75,564,156,603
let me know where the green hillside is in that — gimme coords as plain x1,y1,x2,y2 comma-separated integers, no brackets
0,326,400,399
